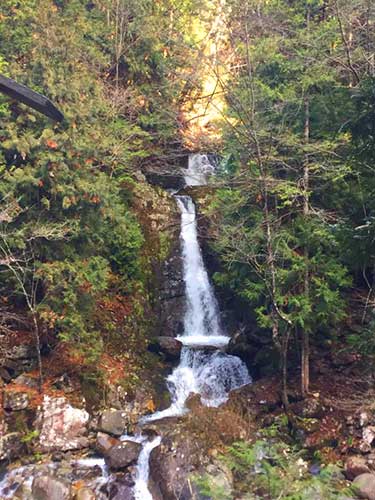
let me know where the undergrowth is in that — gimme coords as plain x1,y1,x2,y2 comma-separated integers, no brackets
197,417,356,499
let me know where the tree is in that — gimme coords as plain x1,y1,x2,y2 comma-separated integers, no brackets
209,0,351,404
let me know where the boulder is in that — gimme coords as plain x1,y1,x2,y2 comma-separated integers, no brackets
106,384,128,410
0,367,12,382
3,390,29,411
152,337,182,361
345,456,371,480
292,398,324,419
95,432,120,455
363,427,375,447
7,345,37,360
105,441,142,470
150,433,202,500
13,373,39,389
32,475,71,500
353,473,375,500
108,474,135,500
35,396,89,452
227,329,279,378
0,345,38,379
0,432,23,461
186,393,203,411
99,409,129,436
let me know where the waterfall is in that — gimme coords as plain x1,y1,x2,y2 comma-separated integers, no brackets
184,153,216,186
143,181,251,423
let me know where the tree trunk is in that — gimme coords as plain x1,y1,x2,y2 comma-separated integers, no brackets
32,314,43,393
281,331,290,412
301,92,310,398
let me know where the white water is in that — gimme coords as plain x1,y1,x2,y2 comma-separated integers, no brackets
119,433,161,500
184,153,216,186
133,436,161,500
143,193,251,423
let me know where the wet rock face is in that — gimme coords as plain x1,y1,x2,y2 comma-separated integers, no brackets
144,170,186,191
0,344,38,382
149,432,203,500
0,431,24,461
150,337,182,361
35,396,89,452
227,328,279,379
99,409,129,436
108,473,135,500
32,475,71,500
157,240,185,338
105,441,142,471
3,390,29,411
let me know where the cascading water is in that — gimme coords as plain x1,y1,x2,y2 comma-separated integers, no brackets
144,192,251,423
184,153,216,186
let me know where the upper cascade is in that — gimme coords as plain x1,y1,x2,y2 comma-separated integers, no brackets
184,153,216,187
176,195,222,340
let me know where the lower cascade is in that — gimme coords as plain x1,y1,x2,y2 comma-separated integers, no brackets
0,189,251,500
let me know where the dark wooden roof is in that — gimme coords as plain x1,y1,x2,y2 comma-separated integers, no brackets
0,75,64,122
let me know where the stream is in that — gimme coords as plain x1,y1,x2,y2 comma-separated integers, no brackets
0,154,251,499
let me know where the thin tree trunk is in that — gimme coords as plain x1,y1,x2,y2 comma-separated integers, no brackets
301,92,310,398
281,331,290,412
32,314,43,393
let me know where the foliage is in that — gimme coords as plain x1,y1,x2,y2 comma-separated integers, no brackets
207,0,375,396
200,437,353,500
0,0,198,371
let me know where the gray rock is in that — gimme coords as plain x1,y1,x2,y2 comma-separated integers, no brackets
292,397,324,419
13,373,39,389
345,456,371,480
0,432,23,461
3,391,29,411
353,473,375,500
7,345,37,360
105,441,142,470
106,385,128,410
99,409,129,436
108,474,135,500
150,433,202,500
32,475,71,500
360,412,371,428
35,395,89,452
363,427,375,446
95,431,120,455
153,337,182,360
0,367,12,382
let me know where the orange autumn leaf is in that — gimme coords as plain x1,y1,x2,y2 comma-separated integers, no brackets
46,139,58,149
146,399,156,412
